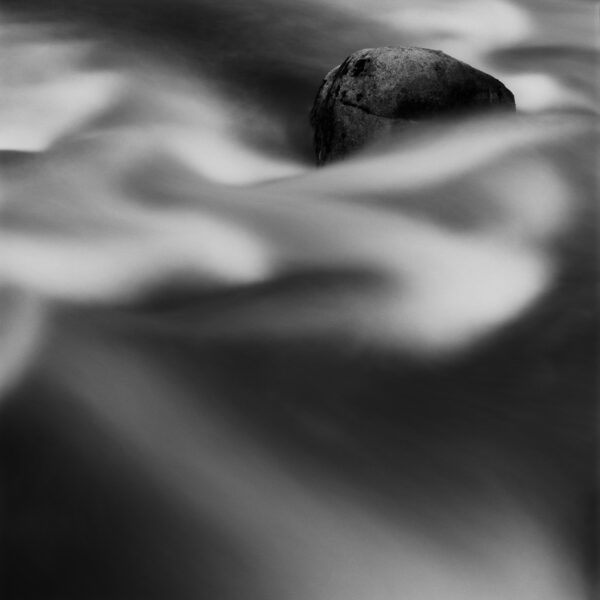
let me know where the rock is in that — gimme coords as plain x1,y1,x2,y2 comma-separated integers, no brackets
310,47,515,165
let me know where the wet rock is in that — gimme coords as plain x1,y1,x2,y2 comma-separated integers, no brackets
310,47,515,165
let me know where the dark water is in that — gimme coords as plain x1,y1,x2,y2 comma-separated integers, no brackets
0,1,597,599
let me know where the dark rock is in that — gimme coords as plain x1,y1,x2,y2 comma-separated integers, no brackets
310,47,515,165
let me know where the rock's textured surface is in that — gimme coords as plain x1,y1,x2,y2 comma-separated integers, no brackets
310,47,515,165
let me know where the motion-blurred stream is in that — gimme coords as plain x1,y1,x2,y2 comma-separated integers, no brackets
0,1,597,599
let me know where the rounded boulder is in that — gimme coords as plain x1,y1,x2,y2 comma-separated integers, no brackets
310,47,515,165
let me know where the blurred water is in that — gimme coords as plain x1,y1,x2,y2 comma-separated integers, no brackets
0,1,597,599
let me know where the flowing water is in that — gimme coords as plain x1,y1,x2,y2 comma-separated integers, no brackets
0,1,597,599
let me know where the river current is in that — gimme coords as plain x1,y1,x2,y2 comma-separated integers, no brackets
0,1,597,599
